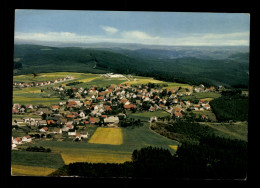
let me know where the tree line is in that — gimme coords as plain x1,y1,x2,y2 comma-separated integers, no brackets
50,135,247,179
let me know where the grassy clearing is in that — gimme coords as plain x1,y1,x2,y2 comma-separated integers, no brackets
124,76,191,89
202,122,248,141
12,96,63,105
78,76,100,83
88,127,123,145
192,110,217,122
127,110,170,121
12,165,56,176
11,150,65,169
13,87,42,94
122,123,179,154
163,82,192,89
124,76,165,85
181,92,221,101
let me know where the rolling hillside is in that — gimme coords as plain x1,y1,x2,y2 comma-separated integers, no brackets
13,44,249,88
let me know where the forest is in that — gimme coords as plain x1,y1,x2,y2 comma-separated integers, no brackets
13,44,249,88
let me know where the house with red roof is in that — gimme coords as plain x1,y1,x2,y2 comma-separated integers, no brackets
66,114,75,119
97,96,104,101
51,105,60,111
84,121,90,125
22,135,32,142
203,104,211,110
84,101,91,106
40,127,48,133
12,109,19,114
47,120,55,125
90,117,95,124
124,104,137,110
67,101,77,108
104,105,112,111
174,111,183,118
120,98,128,104
13,137,22,144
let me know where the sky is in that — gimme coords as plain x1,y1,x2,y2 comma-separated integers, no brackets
14,10,250,46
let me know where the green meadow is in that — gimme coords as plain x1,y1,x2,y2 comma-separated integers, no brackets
12,123,179,175
127,110,170,121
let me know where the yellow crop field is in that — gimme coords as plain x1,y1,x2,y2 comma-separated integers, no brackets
61,150,131,164
125,77,165,85
169,145,178,151
11,165,56,176
78,76,99,83
13,96,60,102
88,127,123,145
13,87,42,94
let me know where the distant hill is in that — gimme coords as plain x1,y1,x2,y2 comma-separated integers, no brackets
13,44,249,88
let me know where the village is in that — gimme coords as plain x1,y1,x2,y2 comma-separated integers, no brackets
12,75,219,150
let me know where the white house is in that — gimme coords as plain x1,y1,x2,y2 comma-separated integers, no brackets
12,143,17,150
68,129,76,136
81,132,89,138
24,118,36,126
78,111,85,118
51,128,62,134
22,135,32,142
59,101,66,106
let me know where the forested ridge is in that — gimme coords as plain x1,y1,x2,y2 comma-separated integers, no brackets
13,44,249,88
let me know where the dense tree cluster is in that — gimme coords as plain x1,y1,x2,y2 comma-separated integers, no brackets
119,118,143,128
174,135,247,179
66,81,83,86
210,90,248,122
13,61,23,69
26,146,51,152
52,136,247,179
151,120,212,144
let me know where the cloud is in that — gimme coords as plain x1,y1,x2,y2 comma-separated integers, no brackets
121,30,156,40
15,32,79,42
173,32,250,46
120,30,162,45
14,30,249,46
100,26,118,34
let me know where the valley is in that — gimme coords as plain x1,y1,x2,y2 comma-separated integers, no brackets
11,71,248,176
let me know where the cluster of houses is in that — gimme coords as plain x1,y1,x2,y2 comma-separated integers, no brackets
12,79,217,150
13,76,73,88
12,135,32,149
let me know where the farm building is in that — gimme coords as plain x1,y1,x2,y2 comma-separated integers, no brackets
104,116,119,124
